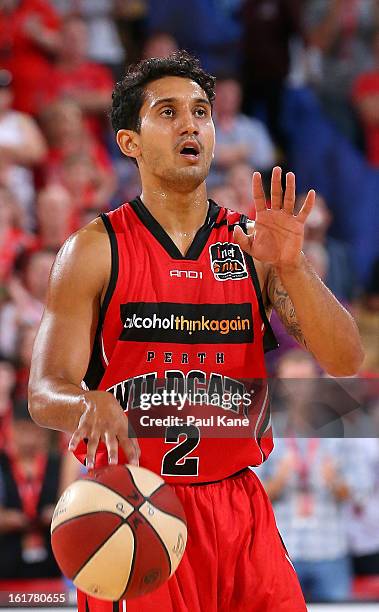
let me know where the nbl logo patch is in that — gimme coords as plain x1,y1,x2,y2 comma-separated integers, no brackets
209,242,248,281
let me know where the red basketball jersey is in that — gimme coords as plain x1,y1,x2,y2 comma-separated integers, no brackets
74,198,278,483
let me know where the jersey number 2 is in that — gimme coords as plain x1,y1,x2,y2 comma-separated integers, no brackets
161,425,200,476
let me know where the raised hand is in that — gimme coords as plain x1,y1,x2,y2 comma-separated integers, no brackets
234,167,315,269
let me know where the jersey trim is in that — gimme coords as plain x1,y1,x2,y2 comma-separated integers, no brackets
83,214,119,390
99,213,119,321
129,197,220,260
245,255,278,353
240,217,278,354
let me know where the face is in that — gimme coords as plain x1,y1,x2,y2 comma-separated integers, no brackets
227,163,252,198
143,34,178,59
118,76,215,193
37,185,71,222
61,19,88,60
208,185,238,210
214,79,241,117
41,101,84,146
25,252,55,301
277,356,318,405
300,194,331,238
0,0,19,11
278,359,317,379
12,420,48,457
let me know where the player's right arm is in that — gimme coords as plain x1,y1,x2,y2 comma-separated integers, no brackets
28,219,140,468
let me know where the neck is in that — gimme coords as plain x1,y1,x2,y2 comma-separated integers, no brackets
140,181,208,233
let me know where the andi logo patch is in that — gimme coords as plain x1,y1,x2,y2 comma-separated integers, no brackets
209,242,248,281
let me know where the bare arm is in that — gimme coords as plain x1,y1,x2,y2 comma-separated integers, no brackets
70,90,113,114
266,256,364,376
0,114,47,166
234,168,364,377
23,16,61,55
28,219,139,467
261,454,295,502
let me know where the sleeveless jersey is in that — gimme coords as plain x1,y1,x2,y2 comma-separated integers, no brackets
74,198,278,484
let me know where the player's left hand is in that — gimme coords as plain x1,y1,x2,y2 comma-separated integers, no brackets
233,166,316,270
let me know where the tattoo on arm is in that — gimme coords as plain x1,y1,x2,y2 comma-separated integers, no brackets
267,268,307,348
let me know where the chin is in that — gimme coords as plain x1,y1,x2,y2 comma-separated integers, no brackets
164,166,208,192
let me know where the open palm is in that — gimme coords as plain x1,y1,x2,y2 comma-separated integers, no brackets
234,167,315,269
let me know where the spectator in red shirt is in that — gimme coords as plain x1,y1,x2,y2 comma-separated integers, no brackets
0,358,15,453
142,31,179,60
226,162,257,219
0,68,47,229
0,249,55,363
34,184,74,252
352,30,379,167
0,186,30,284
0,0,61,115
39,100,116,219
49,14,114,141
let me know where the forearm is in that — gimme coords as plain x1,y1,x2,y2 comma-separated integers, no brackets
0,144,43,166
271,254,364,375
74,91,112,113
28,376,87,434
262,475,287,502
31,29,61,54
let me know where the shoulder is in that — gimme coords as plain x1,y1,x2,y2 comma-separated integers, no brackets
51,217,110,297
58,217,109,259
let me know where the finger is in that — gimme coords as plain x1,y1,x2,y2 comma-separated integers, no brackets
68,428,87,452
296,189,316,223
233,224,252,254
85,434,100,470
270,166,282,210
283,172,296,214
104,432,119,465
252,172,267,212
118,432,140,466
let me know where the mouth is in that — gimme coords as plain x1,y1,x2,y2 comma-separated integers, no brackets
179,140,200,162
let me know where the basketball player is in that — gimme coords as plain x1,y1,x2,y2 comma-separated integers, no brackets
28,52,364,611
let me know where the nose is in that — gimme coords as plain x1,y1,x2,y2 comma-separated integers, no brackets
179,109,199,136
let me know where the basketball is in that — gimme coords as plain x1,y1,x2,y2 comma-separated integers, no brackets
50,464,187,601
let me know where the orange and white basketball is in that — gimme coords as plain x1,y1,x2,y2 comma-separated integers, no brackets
51,464,187,601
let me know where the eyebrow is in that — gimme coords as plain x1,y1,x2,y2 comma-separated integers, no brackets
151,97,211,109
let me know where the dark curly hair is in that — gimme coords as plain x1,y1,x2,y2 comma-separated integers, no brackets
110,50,216,136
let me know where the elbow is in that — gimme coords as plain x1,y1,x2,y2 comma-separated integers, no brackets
324,346,365,377
27,383,45,426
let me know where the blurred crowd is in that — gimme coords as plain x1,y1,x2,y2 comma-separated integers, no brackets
0,0,378,603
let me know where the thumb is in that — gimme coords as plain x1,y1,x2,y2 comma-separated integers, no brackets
233,224,252,254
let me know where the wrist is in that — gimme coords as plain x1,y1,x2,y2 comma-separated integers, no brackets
274,252,306,277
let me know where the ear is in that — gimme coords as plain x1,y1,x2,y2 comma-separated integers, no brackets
116,129,141,161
